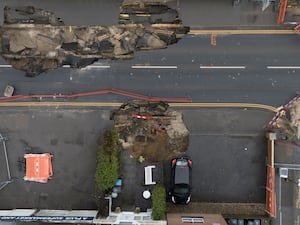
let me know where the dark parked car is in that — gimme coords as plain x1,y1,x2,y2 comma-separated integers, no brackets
170,156,192,204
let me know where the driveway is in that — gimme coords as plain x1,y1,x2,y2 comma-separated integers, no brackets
164,108,273,203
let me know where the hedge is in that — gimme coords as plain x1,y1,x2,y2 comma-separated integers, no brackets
152,185,166,220
95,129,119,192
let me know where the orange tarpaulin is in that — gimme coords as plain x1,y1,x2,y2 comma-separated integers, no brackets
24,153,53,183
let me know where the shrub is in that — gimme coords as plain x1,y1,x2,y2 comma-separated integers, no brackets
95,129,119,192
102,128,119,155
152,185,166,220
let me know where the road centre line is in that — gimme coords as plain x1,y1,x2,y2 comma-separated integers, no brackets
85,65,111,69
200,65,246,69
63,65,111,68
0,64,110,68
189,30,297,35
131,65,178,69
0,101,277,112
267,66,300,69
4,64,300,71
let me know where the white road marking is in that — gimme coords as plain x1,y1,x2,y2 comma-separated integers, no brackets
267,66,300,69
0,64,111,69
63,65,110,69
131,65,178,69
200,65,246,69
86,65,110,69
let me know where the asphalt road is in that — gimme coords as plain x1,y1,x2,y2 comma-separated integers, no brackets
0,0,122,26
0,34,300,107
0,0,277,27
0,1,299,224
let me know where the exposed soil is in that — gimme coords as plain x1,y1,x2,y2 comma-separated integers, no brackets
111,100,189,162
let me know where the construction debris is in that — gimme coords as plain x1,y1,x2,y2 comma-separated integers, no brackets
4,6,64,25
120,1,180,25
3,84,14,97
268,96,300,141
0,3,189,76
111,100,189,162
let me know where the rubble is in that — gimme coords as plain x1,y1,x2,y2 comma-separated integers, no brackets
268,98,300,141
111,100,189,162
0,3,189,76
119,0,181,25
4,6,64,25
1,24,175,76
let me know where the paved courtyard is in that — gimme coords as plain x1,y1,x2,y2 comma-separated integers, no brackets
0,106,273,210
0,107,113,209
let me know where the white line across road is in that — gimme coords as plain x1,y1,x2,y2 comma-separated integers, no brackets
200,65,246,69
131,65,178,69
267,66,300,69
0,65,12,68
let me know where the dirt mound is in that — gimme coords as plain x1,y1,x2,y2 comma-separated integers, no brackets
111,100,189,162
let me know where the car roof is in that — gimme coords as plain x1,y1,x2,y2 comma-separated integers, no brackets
174,163,189,185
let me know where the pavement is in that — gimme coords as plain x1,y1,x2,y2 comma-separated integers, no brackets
0,107,113,209
274,141,300,225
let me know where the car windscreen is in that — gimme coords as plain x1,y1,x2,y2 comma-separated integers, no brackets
174,184,189,194
176,159,188,166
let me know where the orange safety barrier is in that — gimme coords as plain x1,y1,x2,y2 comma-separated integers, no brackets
24,153,53,183
277,0,288,24
132,113,153,120
266,165,276,217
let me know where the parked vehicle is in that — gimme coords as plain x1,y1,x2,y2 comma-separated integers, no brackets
170,156,192,204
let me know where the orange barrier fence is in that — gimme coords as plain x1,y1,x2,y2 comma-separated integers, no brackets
266,165,276,217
